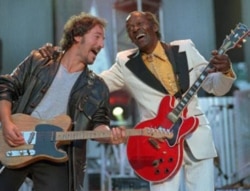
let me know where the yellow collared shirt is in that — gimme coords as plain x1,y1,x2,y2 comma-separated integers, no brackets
142,41,178,95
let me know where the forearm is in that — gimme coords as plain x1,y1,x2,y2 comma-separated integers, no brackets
0,100,13,124
202,73,236,96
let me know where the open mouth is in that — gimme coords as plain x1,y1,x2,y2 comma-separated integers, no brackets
91,49,99,56
136,33,146,40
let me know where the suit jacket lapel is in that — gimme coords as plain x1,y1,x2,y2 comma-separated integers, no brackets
125,43,190,95
125,52,167,94
167,45,190,94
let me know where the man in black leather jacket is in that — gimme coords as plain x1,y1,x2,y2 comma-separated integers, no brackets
0,12,126,191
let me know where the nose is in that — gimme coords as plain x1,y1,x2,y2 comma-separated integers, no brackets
133,25,140,31
99,38,105,49
127,25,140,35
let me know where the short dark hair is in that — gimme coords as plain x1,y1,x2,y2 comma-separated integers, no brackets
60,12,107,51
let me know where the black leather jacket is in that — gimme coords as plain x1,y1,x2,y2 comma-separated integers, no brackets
0,50,110,190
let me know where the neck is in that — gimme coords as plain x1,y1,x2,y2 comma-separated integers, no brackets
141,40,159,54
61,49,85,73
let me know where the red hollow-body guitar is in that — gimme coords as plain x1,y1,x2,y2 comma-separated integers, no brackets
126,23,250,183
127,95,198,182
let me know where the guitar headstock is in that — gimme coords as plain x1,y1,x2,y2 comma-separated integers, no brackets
219,23,250,54
142,128,174,139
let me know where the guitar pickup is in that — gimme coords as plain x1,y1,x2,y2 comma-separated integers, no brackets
6,149,36,157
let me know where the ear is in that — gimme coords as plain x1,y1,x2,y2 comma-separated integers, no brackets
153,24,159,33
74,36,82,43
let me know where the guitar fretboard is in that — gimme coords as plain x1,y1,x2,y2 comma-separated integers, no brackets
168,63,212,123
56,129,149,141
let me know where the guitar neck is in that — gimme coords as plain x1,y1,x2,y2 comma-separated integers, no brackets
56,129,146,141
168,46,227,123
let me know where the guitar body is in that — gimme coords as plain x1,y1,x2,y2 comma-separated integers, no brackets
0,113,72,169
126,96,199,182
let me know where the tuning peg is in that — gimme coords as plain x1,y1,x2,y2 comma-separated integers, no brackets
235,38,247,48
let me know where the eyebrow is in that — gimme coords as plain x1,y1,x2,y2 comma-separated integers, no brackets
94,31,106,39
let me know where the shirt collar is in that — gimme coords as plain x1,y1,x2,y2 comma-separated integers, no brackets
147,41,167,61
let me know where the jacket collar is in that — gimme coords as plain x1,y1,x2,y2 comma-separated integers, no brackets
125,42,189,96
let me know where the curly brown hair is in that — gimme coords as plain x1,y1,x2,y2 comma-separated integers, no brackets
60,12,107,51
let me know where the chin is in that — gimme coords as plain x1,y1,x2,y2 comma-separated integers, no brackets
87,61,95,65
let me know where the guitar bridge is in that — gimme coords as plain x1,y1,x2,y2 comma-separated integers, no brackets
22,131,37,144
